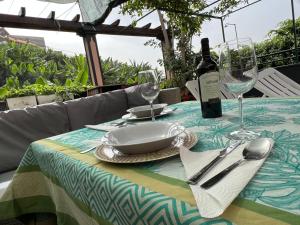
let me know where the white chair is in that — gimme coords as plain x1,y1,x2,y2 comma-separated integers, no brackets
255,68,300,97
220,86,236,99
186,80,236,100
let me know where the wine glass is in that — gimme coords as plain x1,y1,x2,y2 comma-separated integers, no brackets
138,70,161,121
219,38,259,140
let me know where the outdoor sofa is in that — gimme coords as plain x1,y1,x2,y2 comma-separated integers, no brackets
0,86,181,199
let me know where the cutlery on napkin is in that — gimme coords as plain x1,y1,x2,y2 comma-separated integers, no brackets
180,138,274,218
187,140,242,185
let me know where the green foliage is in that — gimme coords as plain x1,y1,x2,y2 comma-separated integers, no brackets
121,0,246,89
121,0,246,37
0,82,92,101
101,57,152,85
0,73,93,101
0,41,153,100
5,86,36,99
0,41,90,87
255,17,300,69
0,86,8,98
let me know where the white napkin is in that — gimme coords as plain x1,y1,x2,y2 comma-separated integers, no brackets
180,138,274,218
85,124,116,132
85,123,138,132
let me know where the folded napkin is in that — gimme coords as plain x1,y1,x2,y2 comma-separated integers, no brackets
85,124,116,132
180,138,274,218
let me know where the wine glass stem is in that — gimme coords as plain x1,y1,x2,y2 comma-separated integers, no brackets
150,101,155,121
238,94,244,130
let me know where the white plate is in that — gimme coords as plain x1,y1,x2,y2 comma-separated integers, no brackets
102,122,184,154
122,107,174,121
94,130,198,163
127,103,167,118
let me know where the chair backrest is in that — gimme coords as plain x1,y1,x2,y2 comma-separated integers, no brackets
256,68,300,97
220,86,236,99
186,79,236,100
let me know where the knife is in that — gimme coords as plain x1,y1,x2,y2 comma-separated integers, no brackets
187,140,242,185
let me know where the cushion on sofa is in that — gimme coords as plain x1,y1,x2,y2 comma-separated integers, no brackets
65,89,128,130
125,84,159,108
0,102,70,173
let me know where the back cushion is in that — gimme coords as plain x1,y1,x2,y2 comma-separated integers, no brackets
125,84,159,108
65,89,128,130
0,102,70,173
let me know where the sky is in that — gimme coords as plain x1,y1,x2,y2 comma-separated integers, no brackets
0,0,299,69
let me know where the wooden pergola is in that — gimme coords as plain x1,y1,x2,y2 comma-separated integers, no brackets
0,7,167,86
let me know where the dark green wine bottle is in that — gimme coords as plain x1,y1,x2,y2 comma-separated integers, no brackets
196,38,222,118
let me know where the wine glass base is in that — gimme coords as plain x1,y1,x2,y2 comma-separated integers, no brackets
227,129,260,141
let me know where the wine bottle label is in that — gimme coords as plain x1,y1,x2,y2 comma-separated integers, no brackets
199,72,220,102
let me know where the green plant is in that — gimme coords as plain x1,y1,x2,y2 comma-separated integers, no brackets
5,86,36,99
102,58,152,85
255,16,300,69
0,73,93,101
121,0,247,89
0,41,92,87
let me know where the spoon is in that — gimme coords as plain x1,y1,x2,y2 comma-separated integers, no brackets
201,138,272,189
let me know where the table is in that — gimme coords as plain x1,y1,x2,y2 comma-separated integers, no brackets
1,98,300,225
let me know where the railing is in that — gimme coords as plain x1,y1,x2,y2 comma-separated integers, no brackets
257,47,300,70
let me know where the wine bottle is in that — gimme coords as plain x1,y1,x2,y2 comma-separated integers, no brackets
196,38,222,118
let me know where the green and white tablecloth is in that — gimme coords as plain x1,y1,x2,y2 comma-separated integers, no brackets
1,98,300,225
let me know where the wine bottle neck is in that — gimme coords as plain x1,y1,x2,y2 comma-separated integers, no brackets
201,46,211,59
202,52,211,61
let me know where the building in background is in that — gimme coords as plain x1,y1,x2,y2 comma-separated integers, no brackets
0,27,45,47
0,27,9,43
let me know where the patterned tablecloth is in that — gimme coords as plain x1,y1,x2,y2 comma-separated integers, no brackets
1,98,300,225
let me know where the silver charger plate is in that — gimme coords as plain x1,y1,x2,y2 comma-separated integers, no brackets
122,108,174,121
94,130,198,163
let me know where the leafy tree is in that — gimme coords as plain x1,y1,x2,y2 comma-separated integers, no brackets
121,0,246,37
0,41,85,86
255,16,300,69
121,0,248,87
101,57,152,85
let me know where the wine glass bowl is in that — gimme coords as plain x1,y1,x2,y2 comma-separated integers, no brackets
138,70,161,121
219,38,258,95
219,38,259,140
139,82,160,102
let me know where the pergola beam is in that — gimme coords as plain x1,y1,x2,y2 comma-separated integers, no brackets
0,13,163,38
81,34,104,86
